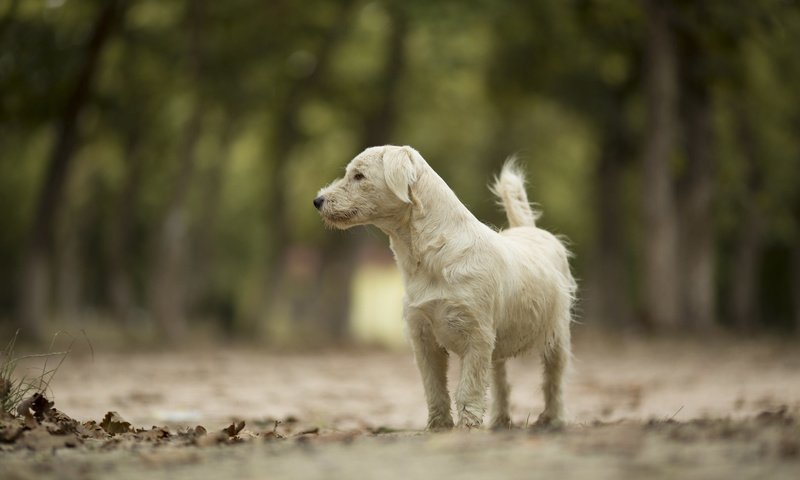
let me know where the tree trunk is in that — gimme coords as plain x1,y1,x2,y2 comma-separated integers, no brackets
259,0,356,335
54,203,84,324
189,117,238,334
312,1,410,341
640,0,681,330
359,1,408,150
148,0,205,342
108,133,143,328
17,0,125,340
149,109,202,341
313,236,358,340
794,227,800,336
677,38,716,331
793,121,800,336
588,103,634,329
730,109,763,332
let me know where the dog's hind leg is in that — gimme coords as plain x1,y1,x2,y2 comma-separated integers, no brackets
536,321,570,428
407,313,454,431
490,359,512,429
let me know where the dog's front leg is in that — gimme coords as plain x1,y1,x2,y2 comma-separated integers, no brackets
455,329,494,429
407,313,454,431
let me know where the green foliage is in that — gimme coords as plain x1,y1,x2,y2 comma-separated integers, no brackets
0,0,798,337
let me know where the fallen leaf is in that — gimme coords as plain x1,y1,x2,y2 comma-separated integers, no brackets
42,421,64,435
77,421,108,440
16,393,54,422
138,427,170,442
100,411,132,435
45,408,79,433
31,393,54,419
15,396,35,420
222,420,245,437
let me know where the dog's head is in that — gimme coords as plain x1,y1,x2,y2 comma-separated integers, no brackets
314,145,421,229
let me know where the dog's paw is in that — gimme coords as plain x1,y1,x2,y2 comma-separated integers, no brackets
531,412,565,431
456,409,483,430
490,414,512,431
426,415,454,432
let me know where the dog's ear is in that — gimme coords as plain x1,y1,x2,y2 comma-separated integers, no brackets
383,146,418,203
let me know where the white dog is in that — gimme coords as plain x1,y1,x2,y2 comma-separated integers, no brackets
314,145,576,430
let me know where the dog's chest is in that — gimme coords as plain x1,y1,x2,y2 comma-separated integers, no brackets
403,263,547,358
400,248,500,354
405,275,488,355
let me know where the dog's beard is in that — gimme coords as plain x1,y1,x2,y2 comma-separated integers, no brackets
321,209,360,230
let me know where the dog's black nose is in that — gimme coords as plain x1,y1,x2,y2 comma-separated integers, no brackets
313,196,325,210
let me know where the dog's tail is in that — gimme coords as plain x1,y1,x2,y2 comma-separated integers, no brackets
490,157,540,228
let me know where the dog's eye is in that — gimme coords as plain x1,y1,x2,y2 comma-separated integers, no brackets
353,173,365,181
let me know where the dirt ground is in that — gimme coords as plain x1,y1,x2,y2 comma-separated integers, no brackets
2,333,800,479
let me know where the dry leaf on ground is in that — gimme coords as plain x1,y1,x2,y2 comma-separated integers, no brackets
100,411,132,434
222,420,245,437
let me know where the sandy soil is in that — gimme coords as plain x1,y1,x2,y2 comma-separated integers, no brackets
2,334,800,479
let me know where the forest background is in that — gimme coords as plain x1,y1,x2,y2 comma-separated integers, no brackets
1,0,798,347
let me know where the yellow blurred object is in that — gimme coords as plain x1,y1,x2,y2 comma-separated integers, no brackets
350,264,408,349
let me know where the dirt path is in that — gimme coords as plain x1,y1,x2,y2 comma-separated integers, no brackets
2,335,800,478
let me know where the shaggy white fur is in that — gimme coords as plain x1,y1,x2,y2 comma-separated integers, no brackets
314,145,576,430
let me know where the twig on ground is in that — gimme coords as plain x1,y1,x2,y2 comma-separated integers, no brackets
668,405,684,421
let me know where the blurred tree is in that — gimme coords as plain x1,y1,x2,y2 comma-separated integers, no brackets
1,0,799,343
572,1,641,330
260,0,357,337
107,129,144,328
97,0,187,330
674,2,719,331
794,198,800,334
147,0,207,341
17,0,128,340
715,0,800,333
730,108,764,332
778,3,800,335
640,0,681,330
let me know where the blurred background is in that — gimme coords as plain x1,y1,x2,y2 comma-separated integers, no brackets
1,0,798,347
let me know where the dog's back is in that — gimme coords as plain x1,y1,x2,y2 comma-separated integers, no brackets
491,157,574,288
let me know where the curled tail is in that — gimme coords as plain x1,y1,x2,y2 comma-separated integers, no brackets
490,157,540,228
